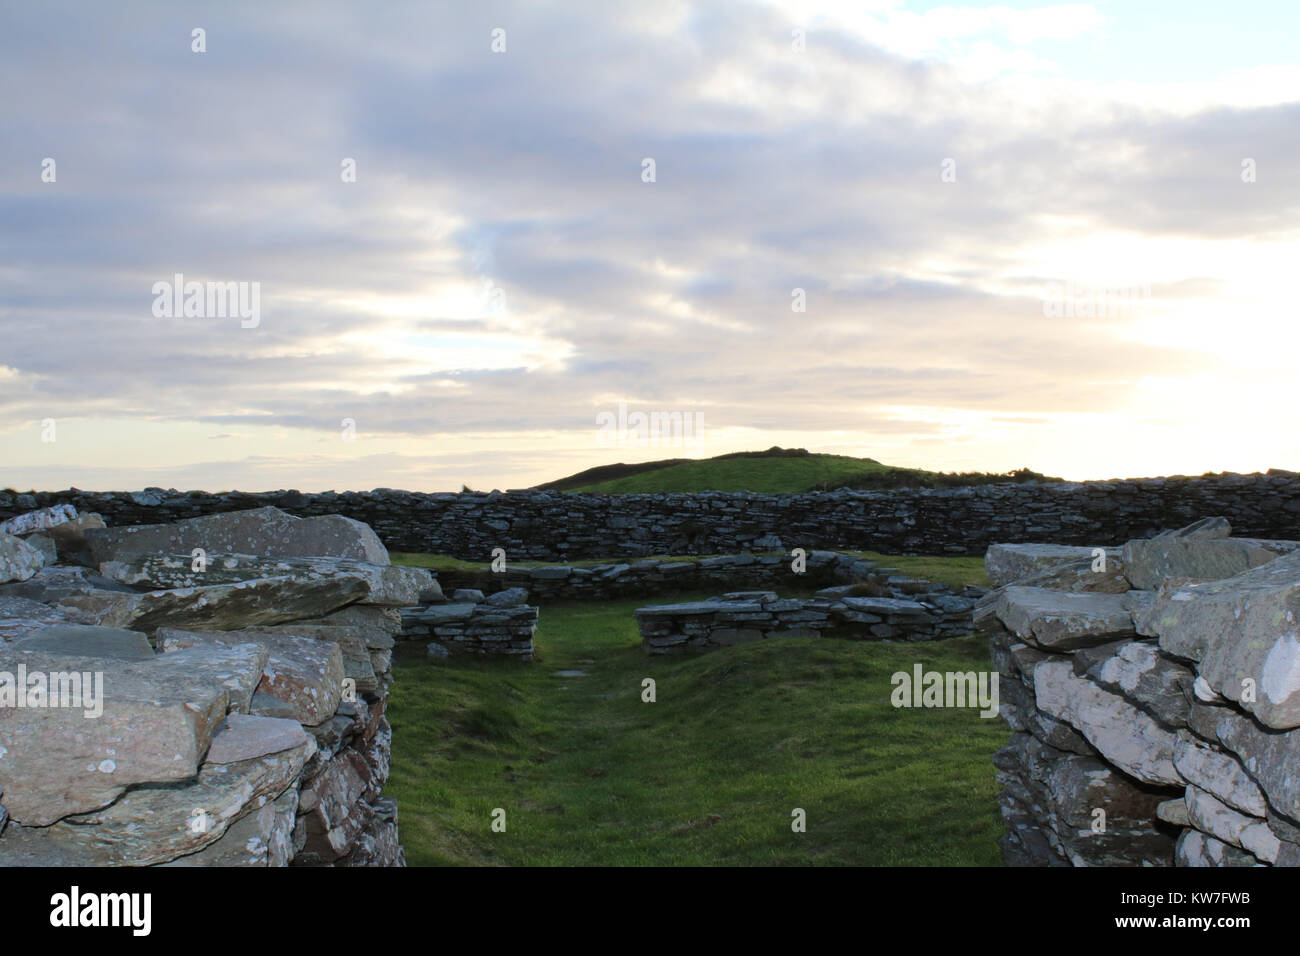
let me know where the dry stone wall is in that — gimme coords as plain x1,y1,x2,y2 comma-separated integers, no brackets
4,470,1299,560
0,504,426,866
438,550,885,602
637,582,981,654
984,519,1300,867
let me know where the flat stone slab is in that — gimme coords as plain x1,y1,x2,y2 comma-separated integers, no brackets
57,574,368,635
635,600,761,617
0,595,71,642
840,596,930,617
12,624,154,661
84,505,389,566
0,642,266,825
995,587,1138,650
99,553,432,607
985,543,1114,588
205,713,310,764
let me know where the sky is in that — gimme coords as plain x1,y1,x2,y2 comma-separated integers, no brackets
1,0,1297,492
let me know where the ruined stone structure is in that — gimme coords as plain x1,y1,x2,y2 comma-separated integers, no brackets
0,504,427,866
983,521,1300,866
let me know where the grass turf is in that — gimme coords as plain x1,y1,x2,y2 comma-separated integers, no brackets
385,591,1005,866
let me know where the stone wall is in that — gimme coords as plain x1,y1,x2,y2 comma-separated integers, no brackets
3,470,1299,561
0,504,427,866
637,581,982,654
436,550,900,602
983,521,1300,866
401,588,538,660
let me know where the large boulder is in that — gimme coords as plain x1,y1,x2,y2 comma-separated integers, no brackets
84,506,389,566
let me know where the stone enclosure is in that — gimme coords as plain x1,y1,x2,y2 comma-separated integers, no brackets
4,478,1300,868
4,470,1299,560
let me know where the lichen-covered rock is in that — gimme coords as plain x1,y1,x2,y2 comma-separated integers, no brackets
0,533,44,585
84,506,389,566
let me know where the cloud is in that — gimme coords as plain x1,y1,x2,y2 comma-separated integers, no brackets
0,0,1296,488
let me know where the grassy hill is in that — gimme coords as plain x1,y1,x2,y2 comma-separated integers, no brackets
539,447,1058,494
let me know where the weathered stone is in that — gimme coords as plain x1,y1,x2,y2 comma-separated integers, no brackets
13,624,154,662
0,595,72,641
205,713,310,764
485,587,529,607
1090,642,1192,728
1157,797,1190,826
1211,707,1300,824
985,543,1113,587
0,643,265,825
84,506,389,566
99,553,431,607
1175,829,1262,867
0,565,132,604
57,573,368,635
996,587,1137,650
0,533,44,584
46,513,105,563
159,789,299,867
254,623,377,693
0,504,78,537
1184,785,1279,863
1123,531,1284,590
43,735,315,865
1172,732,1266,817
1033,660,1180,785
1141,552,1300,729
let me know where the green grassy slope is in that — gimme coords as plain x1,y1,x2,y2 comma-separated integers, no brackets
385,591,1004,866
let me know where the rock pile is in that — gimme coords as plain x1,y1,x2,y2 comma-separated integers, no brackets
400,587,538,660
985,518,1300,866
637,579,982,654
0,504,429,866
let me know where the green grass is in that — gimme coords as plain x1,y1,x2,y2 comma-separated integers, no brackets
848,552,991,590
386,592,1005,866
570,453,893,493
